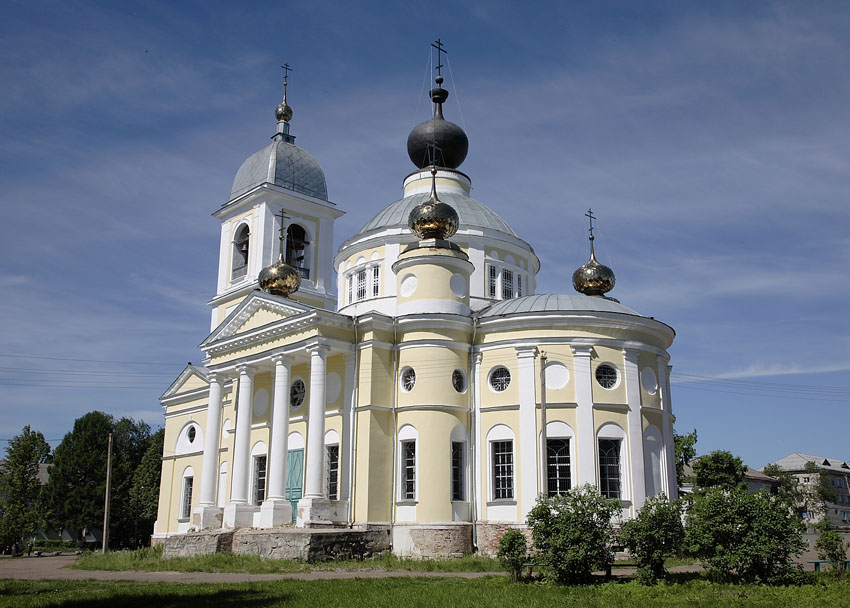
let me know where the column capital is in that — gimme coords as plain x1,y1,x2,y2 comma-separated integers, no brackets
271,352,290,365
235,363,255,375
570,344,594,358
622,348,640,363
514,345,538,359
473,351,483,364
343,351,355,365
305,341,332,357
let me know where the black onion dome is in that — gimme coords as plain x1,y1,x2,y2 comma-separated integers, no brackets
407,78,469,169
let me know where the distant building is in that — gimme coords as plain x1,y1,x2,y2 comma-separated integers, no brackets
766,453,850,528
678,457,779,495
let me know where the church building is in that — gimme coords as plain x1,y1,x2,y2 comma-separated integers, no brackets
153,60,678,558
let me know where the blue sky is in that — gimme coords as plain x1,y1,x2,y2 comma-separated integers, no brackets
1,1,848,469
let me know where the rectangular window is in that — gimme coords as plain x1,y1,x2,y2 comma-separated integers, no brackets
181,476,193,519
402,440,416,500
598,439,621,500
326,445,339,501
346,275,353,304
516,274,522,297
356,269,367,301
451,442,464,501
547,438,571,497
253,455,267,505
502,269,514,300
488,265,497,298
372,265,380,297
492,440,514,500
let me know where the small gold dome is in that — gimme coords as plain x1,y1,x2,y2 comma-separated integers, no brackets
275,102,293,123
258,260,301,297
408,168,459,240
573,236,615,296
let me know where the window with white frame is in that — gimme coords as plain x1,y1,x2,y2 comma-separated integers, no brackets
489,366,511,392
401,440,416,499
231,224,250,280
326,445,339,500
181,473,194,519
372,265,380,297
486,262,526,301
502,269,514,300
253,455,267,505
492,440,514,500
356,269,366,301
516,274,522,297
547,438,571,496
488,264,497,298
345,260,382,304
599,439,621,499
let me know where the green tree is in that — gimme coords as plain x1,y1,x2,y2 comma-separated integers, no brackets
805,461,838,521
0,426,51,547
497,529,528,582
45,412,153,548
692,450,746,491
526,484,619,584
815,522,847,576
762,463,804,507
129,428,164,545
685,487,806,583
619,494,684,584
674,429,697,487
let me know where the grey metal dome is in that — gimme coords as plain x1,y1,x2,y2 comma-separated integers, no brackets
480,294,640,317
360,192,517,237
230,140,328,201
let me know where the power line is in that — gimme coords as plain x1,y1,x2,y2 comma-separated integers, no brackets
0,354,179,366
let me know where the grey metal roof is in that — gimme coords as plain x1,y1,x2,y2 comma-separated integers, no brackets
230,140,328,201
479,294,640,317
769,453,850,474
360,192,517,237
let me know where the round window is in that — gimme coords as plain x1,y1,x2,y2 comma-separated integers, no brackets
187,426,196,443
489,367,511,392
595,364,619,389
290,378,306,410
452,369,467,393
401,367,416,392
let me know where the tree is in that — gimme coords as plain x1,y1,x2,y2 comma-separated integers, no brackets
44,411,153,548
129,428,164,545
619,494,684,584
692,450,746,491
685,487,806,583
526,484,619,584
497,529,528,582
762,463,804,507
0,426,51,547
674,428,697,487
815,522,847,576
805,461,838,521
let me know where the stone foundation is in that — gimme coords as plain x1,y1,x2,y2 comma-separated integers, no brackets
475,521,532,558
392,523,472,558
233,527,390,561
162,530,234,558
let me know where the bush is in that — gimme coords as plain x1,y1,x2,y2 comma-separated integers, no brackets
497,529,527,581
815,523,847,577
619,494,684,584
685,487,806,583
526,484,619,584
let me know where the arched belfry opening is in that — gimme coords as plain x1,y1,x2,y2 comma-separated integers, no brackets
231,225,250,280
285,224,310,279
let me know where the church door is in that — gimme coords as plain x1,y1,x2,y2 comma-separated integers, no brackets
285,449,304,522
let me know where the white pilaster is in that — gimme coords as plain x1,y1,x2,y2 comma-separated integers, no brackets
223,365,255,528
259,355,293,527
195,373,224,528
572,346,596,486
658,357,678,500
472,351,483,522
341,352,355,503
623,349,646,512
515,346,539,518
316,217,332,292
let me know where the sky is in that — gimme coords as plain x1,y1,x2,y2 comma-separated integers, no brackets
1,0,848,470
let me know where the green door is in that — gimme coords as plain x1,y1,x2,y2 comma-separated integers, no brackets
285,449,304,523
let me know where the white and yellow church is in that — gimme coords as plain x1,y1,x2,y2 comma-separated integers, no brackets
153,66,678,558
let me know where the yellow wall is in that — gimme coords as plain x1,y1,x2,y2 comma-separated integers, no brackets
591,346,627,404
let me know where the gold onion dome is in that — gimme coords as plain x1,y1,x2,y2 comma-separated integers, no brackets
408,168,459,239
258,211,301,298
573,235,615,296
275,101,293,123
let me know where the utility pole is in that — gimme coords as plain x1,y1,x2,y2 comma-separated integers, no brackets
102,432,113,553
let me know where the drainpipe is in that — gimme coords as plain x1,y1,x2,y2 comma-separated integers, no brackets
469,317,479,550
347,316,360,527
389,317,399,549
539,351,548,496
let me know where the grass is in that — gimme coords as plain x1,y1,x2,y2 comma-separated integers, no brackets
72,547,503,574
2,576,850,607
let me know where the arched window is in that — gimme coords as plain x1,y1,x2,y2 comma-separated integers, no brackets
397,425,418,502
180,466,195,520
486,424,516,501
285,224,310,279
231,224,250,280
543,421,576,496
597,423,629,501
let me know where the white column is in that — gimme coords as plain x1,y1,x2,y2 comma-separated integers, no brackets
259,356,293,527
623,349,646,512
658,357,678,500
472,352,483,522
195,373,224,529
572,346,596,486
223,365,255,528
341,352,355,503
316,217,332,292
304,344,329,499
516,346,539,519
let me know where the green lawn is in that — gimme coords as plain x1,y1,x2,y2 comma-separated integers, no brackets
2,577,849,607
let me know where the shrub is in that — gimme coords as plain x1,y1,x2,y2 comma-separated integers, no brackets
815,523,847,577
526,484,619,584
619,493,684,584
685,487,806,583
497,529,527,581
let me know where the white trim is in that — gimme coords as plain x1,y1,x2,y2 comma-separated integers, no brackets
594,362,621,390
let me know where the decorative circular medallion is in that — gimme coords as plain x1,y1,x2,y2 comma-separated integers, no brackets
544,362,570,390
641,367,658,395
326,372,342,404
253,388,270,417
400,274,418,297
450,273,467,298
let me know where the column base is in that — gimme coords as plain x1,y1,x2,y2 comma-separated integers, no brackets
296,497,348,528
257,499,293,528
222,503,255,529
193,505,224,530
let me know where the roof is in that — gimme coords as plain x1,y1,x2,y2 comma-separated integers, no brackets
479,293,640,317
360,192,517,237
768,453,850,474
230,139,327,201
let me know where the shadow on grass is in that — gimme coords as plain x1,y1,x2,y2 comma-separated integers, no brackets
14,587,290,608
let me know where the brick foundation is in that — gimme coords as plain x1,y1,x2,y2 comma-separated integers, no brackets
475,521,532,558
392,523,472,558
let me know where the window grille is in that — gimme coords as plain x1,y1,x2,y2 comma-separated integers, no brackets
326,445,339,500
502,269,513,300
452,369,466,393
289,379,306,409
598,439,621,499
181,476,193,519
516,274,522,297
488,265,497,298
492,440,514,500
490,367,511,392
402,440,416,499
347,275,353,304
547,438,571,496
372,265,380,297
253,455,267,505
452,442,464,501
595,364,618,389
356,269,366,301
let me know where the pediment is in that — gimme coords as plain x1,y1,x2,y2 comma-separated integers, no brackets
202,290,314,348
161,365,209,400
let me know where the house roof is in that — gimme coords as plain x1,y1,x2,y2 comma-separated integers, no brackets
767,453,850,474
